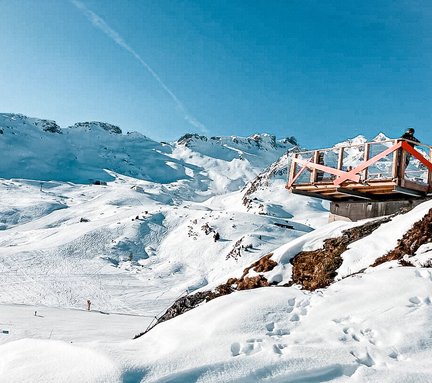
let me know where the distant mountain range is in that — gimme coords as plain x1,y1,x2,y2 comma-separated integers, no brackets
0,113,296,188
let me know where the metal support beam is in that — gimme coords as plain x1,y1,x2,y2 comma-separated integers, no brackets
337,147,344,170
336,187,373,200
429,148,432,193
310,150,320,183
393,186,425,198
363,143,370,180
401,141,432,171
291,189,334,201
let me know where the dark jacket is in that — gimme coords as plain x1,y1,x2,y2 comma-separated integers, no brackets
401,132,420,147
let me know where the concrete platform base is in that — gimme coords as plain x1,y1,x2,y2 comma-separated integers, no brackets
329,198,430,222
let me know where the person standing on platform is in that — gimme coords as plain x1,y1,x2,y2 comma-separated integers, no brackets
400,128,420,168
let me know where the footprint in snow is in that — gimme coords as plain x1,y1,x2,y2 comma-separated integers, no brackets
387,347,407,361
272,343,286,355
287,298,296,307
408,296,421,305
231,339,263,357
230,342,240,357
415,269,432,280
266,322,275,332
407,296,432,308
265,321,290,337
290,298,309,320
350,350,375,367
336,318,378,347
335,318,404,365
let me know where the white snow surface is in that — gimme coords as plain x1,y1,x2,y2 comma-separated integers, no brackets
0,114,431,382
2,266,432,382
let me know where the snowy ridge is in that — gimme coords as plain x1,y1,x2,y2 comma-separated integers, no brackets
0,113,295,192
0,113,182,184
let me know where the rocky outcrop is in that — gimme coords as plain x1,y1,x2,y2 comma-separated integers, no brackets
35,119,62,134
373,208,432,267
177,133,207,146
242,149,298,209
70,122,122,134
291,217,392,290
0,114,62,134
226,237,244,260
242,252,277,274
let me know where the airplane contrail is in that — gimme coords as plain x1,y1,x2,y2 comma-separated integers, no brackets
70,0,208,133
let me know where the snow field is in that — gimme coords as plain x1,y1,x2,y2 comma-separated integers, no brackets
0,159,320,312
2,267,430,382
120,267,432,382
2,114,432,382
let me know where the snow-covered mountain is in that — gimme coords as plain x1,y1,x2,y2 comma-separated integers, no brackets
0,113,294,189
1,113,431,383
0,113,323,311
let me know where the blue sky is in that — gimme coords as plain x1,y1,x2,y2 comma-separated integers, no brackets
1,0,431,147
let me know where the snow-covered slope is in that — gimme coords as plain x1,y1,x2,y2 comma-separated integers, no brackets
1,114,431,383
1,200,432,382
0,113,321,313
0,177,320,314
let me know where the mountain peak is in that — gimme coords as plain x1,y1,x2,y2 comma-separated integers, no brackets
0,113,61,134
177,133,207,146
68,121,122,134
373,132,390,142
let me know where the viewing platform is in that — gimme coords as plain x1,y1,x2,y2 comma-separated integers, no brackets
286,138,432,201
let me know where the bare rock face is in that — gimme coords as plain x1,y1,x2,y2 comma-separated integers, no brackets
177,133,207,146
242,149,298,210
70,122,122,134
373,208,432,267
237,275,270,290
226,237,244,260
291,217,392,290
36,119,62,134
242,252,277,275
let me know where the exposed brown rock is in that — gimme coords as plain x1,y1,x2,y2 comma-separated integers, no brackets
373,208,432,267
226,237,244,260
291,216,392,290
237,275,269,290
241,253,277,277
